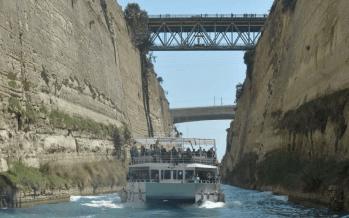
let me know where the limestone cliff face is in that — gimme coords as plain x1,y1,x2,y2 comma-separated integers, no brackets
222,0,349,209
0,0,172,200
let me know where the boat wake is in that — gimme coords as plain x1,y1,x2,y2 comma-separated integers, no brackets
70,194,125,209
81,200,123,209
70,195,104,202
232,200,242,206
272,195,288,202
198,201,225,209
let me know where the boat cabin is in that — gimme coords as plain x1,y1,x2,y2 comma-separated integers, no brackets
128,163,218,183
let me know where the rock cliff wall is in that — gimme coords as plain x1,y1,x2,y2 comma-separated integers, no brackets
0,0,172,205
222,0,349,210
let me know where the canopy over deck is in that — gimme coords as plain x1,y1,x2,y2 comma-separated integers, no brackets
134,138,216,150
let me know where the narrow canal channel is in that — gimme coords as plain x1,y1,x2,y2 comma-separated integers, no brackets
0,185,347,218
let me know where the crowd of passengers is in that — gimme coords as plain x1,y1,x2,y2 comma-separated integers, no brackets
130,144,216,162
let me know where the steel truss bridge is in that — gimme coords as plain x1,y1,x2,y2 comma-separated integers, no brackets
148,14,267,51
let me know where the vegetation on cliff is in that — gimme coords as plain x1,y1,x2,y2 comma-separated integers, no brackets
235,83,244,103
279,89,348,153
49,109,116,137
243,49,255,81
1,162,67,192
0,160,126,194
124,3,151,51
7,96,131,146
270,0,297,14
281,0,297,12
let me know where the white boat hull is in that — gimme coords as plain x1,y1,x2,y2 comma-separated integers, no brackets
120,182,224,204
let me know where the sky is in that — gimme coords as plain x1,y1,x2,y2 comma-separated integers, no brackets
117,0,274,160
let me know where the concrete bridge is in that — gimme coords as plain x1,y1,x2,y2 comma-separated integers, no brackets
170,105,236,123
148,14,267,51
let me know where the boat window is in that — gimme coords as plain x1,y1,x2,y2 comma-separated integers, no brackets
172,170,177,180
128,167,149,181
185,170,194,180
195,168,216,181
178,170,183,180
161,170,171,180
151,170,159,180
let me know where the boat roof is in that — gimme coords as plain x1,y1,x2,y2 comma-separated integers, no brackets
135,138,215,146
129,163,218,169
185,163,218,169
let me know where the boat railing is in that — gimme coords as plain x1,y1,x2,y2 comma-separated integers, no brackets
130,155,216,165
127,178,220,184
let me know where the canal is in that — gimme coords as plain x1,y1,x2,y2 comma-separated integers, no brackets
0,185,347,218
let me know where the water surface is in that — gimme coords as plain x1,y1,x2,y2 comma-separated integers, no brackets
0,185,348,218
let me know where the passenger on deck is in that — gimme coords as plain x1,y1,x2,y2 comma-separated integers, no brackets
130,146,139,158
145,147,150,156
160,146,166,161
171,147,178,163
140,145,146,156
197,147,202,156
182,148,191,163
177,150,182,162
207,148,213,158
212,149,216,160
153,144,161,161
202,149,207,157
207,172,213,182
160,146,166,155
171,147,178,156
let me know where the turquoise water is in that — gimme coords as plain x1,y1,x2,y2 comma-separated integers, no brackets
0,185,348,218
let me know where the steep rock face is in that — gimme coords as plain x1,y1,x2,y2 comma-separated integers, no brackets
147,69,172,137
0,0,172,203
222,0,349,209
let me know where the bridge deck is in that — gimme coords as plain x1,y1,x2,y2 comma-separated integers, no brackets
170,105,236,123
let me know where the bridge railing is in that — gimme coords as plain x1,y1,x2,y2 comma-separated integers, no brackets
149,14,268,19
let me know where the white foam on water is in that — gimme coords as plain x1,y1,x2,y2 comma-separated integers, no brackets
261,191,273,195
70,195,103,202
70,196,81,202
232,200,242,206
273,195,288,202
82,200,123,209
199,201,225,209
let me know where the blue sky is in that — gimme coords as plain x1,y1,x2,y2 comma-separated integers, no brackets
117,0,274,160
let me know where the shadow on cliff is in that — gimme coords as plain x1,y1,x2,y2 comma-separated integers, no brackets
0,175,17,208
224,150,349,211
224,88,349,211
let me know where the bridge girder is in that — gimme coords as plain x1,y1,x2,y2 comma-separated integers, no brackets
170,105,236,124
148,14,267,51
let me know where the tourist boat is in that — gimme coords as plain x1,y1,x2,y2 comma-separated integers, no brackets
119,138,225,204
